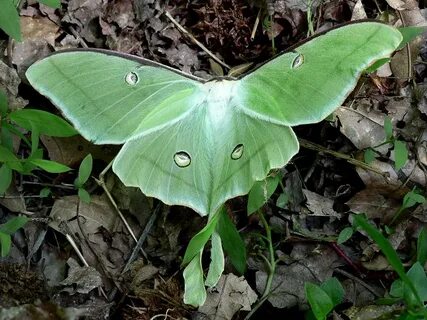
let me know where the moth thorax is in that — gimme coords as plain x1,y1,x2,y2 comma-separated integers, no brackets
204,80,236,126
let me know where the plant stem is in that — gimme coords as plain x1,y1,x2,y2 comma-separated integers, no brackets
244,211,276,319
258,211,276,299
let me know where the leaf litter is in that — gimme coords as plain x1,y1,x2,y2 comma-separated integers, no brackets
0,0,426,319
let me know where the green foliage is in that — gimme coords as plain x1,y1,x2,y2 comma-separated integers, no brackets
29,159,70,173
0,0,21,41
353,219,427,318
276,191,289,208
402,189,426,209
0,0,61,41
37,0,61,8
417,228,427,266
364,57,391,73
39,187,51,198
247,174,281,215
337,226,354,244
353,214,424,310
364,148,376,164
394,140,408,170
216,210,246,274
0,90,75,194
305,277,344,320
384,116,393,140
364,116,408,170
74,154,93,203
0,216,28,257
397,26,427,51
9,109,77,137
391,189,426,225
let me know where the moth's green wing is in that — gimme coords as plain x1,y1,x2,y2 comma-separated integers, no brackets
238,22,403,126
26,50,298,216
113,85,298,215
26,50,202,144
25,22,402,217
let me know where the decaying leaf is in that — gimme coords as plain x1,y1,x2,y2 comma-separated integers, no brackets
60,258,103,294
256,244,342,309
198,274,258,320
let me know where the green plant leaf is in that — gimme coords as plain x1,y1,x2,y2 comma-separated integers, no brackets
0,0,21,41
0,145,23,172
276,192,289,209
75,154,93,187
0,232,11,257
305,282,334,320
25,22,402,217
402,190,426,210
247,175,281,215
183,251,206,307
78,188,91,203
0,164,12,194
216,208,246,274
39,187,51,198
353,214,422,306
364,148,376,164
0,90,8,115
384,116,393,140
390,278,404,298
182,209,221,265
404,262,427,305
37,0,61,8
397,26,427,50
320,277,345,306
29,159,71,173
205,232,224,287
0,122,14,151
337,227,353,244
364,58,391,73
393,140,408,170
30,126,40,155
0,216,28,234
417,228,427,266
9,109,77,137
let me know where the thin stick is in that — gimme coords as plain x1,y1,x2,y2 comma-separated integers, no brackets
121,204,161,274
334,268,382,297
298,138,389,178
251,8,262,41
94,160,140,246
66,233,108,299
164,11,231,70
69,25,89,48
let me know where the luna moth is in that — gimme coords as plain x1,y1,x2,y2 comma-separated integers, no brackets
26,22,402,217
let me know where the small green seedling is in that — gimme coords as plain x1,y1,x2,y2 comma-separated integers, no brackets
337,226,354,244
305,277,345,320
74,154,93,203
354,215,427,318
0,0,60,41
0,90,76,195
0,216,28,257
391,188,426,225
364,116,408,170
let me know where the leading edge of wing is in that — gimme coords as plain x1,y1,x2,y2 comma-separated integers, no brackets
43,48,207,83
234,20,401,80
